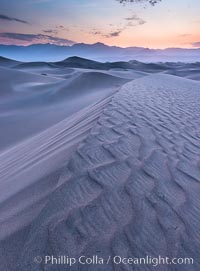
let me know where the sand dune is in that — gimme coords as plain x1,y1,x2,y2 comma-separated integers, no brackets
0,95,112,240
6,55,199,85
0,66,126,151
0,66,60,96
63,72,128,93
14,61,56,70
0,56,200,271
55,56,106,70
56,57,170,72
13,56,200,82
0,56,21,68
164,62,200,81
1,73,200,271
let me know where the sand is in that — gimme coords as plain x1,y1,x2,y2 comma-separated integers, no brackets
0,57,200,271
0,64,128,151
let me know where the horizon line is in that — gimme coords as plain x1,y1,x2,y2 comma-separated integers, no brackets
0,42,199,50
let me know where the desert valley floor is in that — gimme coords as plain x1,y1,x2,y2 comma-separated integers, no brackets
0,56,200,270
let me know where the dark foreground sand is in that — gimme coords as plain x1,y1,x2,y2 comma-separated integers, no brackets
0,57,200,271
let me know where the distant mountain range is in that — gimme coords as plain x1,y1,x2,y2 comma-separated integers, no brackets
0,42,200,63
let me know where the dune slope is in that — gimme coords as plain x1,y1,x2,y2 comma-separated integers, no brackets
0,95,113,240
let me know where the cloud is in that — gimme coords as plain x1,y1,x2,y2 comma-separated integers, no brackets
43,26,69,35
90,28,124,38
117,0,162,5
0,14,29,24
125,14,146,25
89,12,146,39
192,41,200,48
0,32,75,45
55,25,69,31
43,29,58,34
56,25,66,29
105,29,124,38
90,30,103,36
103,14,146,38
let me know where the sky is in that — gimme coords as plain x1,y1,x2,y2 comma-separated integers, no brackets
0,0,199,49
